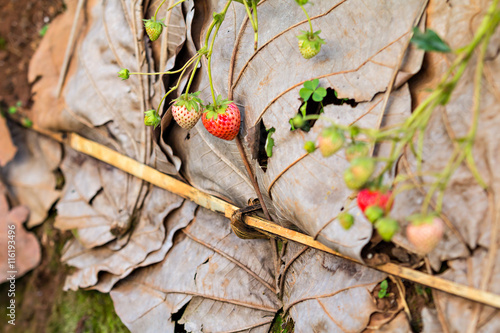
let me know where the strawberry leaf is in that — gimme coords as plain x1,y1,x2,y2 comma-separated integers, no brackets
411,27,451,53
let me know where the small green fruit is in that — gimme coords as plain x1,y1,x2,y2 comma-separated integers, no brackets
118,68,130,80
304,141,316,153
297,30,325,59
338,213,354,230
291,114,305,129
345,142,369,162
143,19,165,41
364,205,384,223
318,126,344,157
144,109,161,128
375,217,399,241
343,157,375,189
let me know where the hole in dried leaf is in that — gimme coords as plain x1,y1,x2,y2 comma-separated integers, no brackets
255,121,272,172
292,88,358,132
172,301,189,332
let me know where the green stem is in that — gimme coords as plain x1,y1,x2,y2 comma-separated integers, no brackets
153,0,168,21
184,55,202,98
206,0,233,106
252,0,259,50
167,0,188,11
300,4,314,35
156,56,196,112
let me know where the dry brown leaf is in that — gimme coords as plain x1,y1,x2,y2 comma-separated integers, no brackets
111,207,280,332
282,242,387,332
0,194,40,282
1,126,61,227
0,117,16,167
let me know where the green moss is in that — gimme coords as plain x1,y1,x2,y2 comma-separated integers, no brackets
47,290,129,333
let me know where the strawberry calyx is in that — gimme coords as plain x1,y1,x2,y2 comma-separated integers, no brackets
172,92,204,113
205,95,233,121
407,213,438,226
297,30,325,52
144,109,161,128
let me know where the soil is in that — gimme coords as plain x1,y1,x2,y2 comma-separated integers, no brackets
0,1,128,332
0,0,64,110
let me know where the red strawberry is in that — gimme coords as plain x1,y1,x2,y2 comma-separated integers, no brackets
143,18,165,41
297,30,325,59
357,189,393,213
406,215,444,255
202,96,241,141
171,92,204,130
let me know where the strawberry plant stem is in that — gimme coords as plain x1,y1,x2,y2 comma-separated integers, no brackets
156,56,197,114
300,4,314,35
153,0,168,21
184,55,202,99
206,0,233,106
167,0,188,11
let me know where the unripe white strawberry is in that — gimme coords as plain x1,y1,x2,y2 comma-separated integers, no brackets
406,215,444,255
171,92,204,130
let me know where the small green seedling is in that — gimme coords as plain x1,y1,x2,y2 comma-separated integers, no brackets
39,24,49,37
378,279,389,298
265,127,276,157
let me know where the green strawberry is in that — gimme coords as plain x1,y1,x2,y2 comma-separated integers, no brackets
118,68,130,80
144,109,161,128
304,141,316,153
364,205,384,224
345,142,369,162
375,217,399,242
297,30,325,59
318,126,344,157
338,213,354,230
143,18,166,41
343,157,375,189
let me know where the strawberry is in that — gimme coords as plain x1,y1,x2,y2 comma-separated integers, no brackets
343,157,375,189
297,30,325,59
406,215,444,255
304,141,316,153
345,142,369,162
364,205,384,224
171,92,204,130
118,68,130,80
338,212,354,230
202,96,241,141
143,18,165,41
357,189,393,213
375,217,399,242
144,109,161,128
318,126,344,157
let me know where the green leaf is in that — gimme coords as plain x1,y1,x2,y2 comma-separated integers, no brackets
265,128,276,157
8,106,17,114
300,102,307,117
299,87,313,101
39,24,49,37
378,289,387,299
380,280,388,290
411,27,451,53
303,79,318,91
312,87,327,102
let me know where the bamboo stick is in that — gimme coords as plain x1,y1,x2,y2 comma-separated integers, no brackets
36,128,500,309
